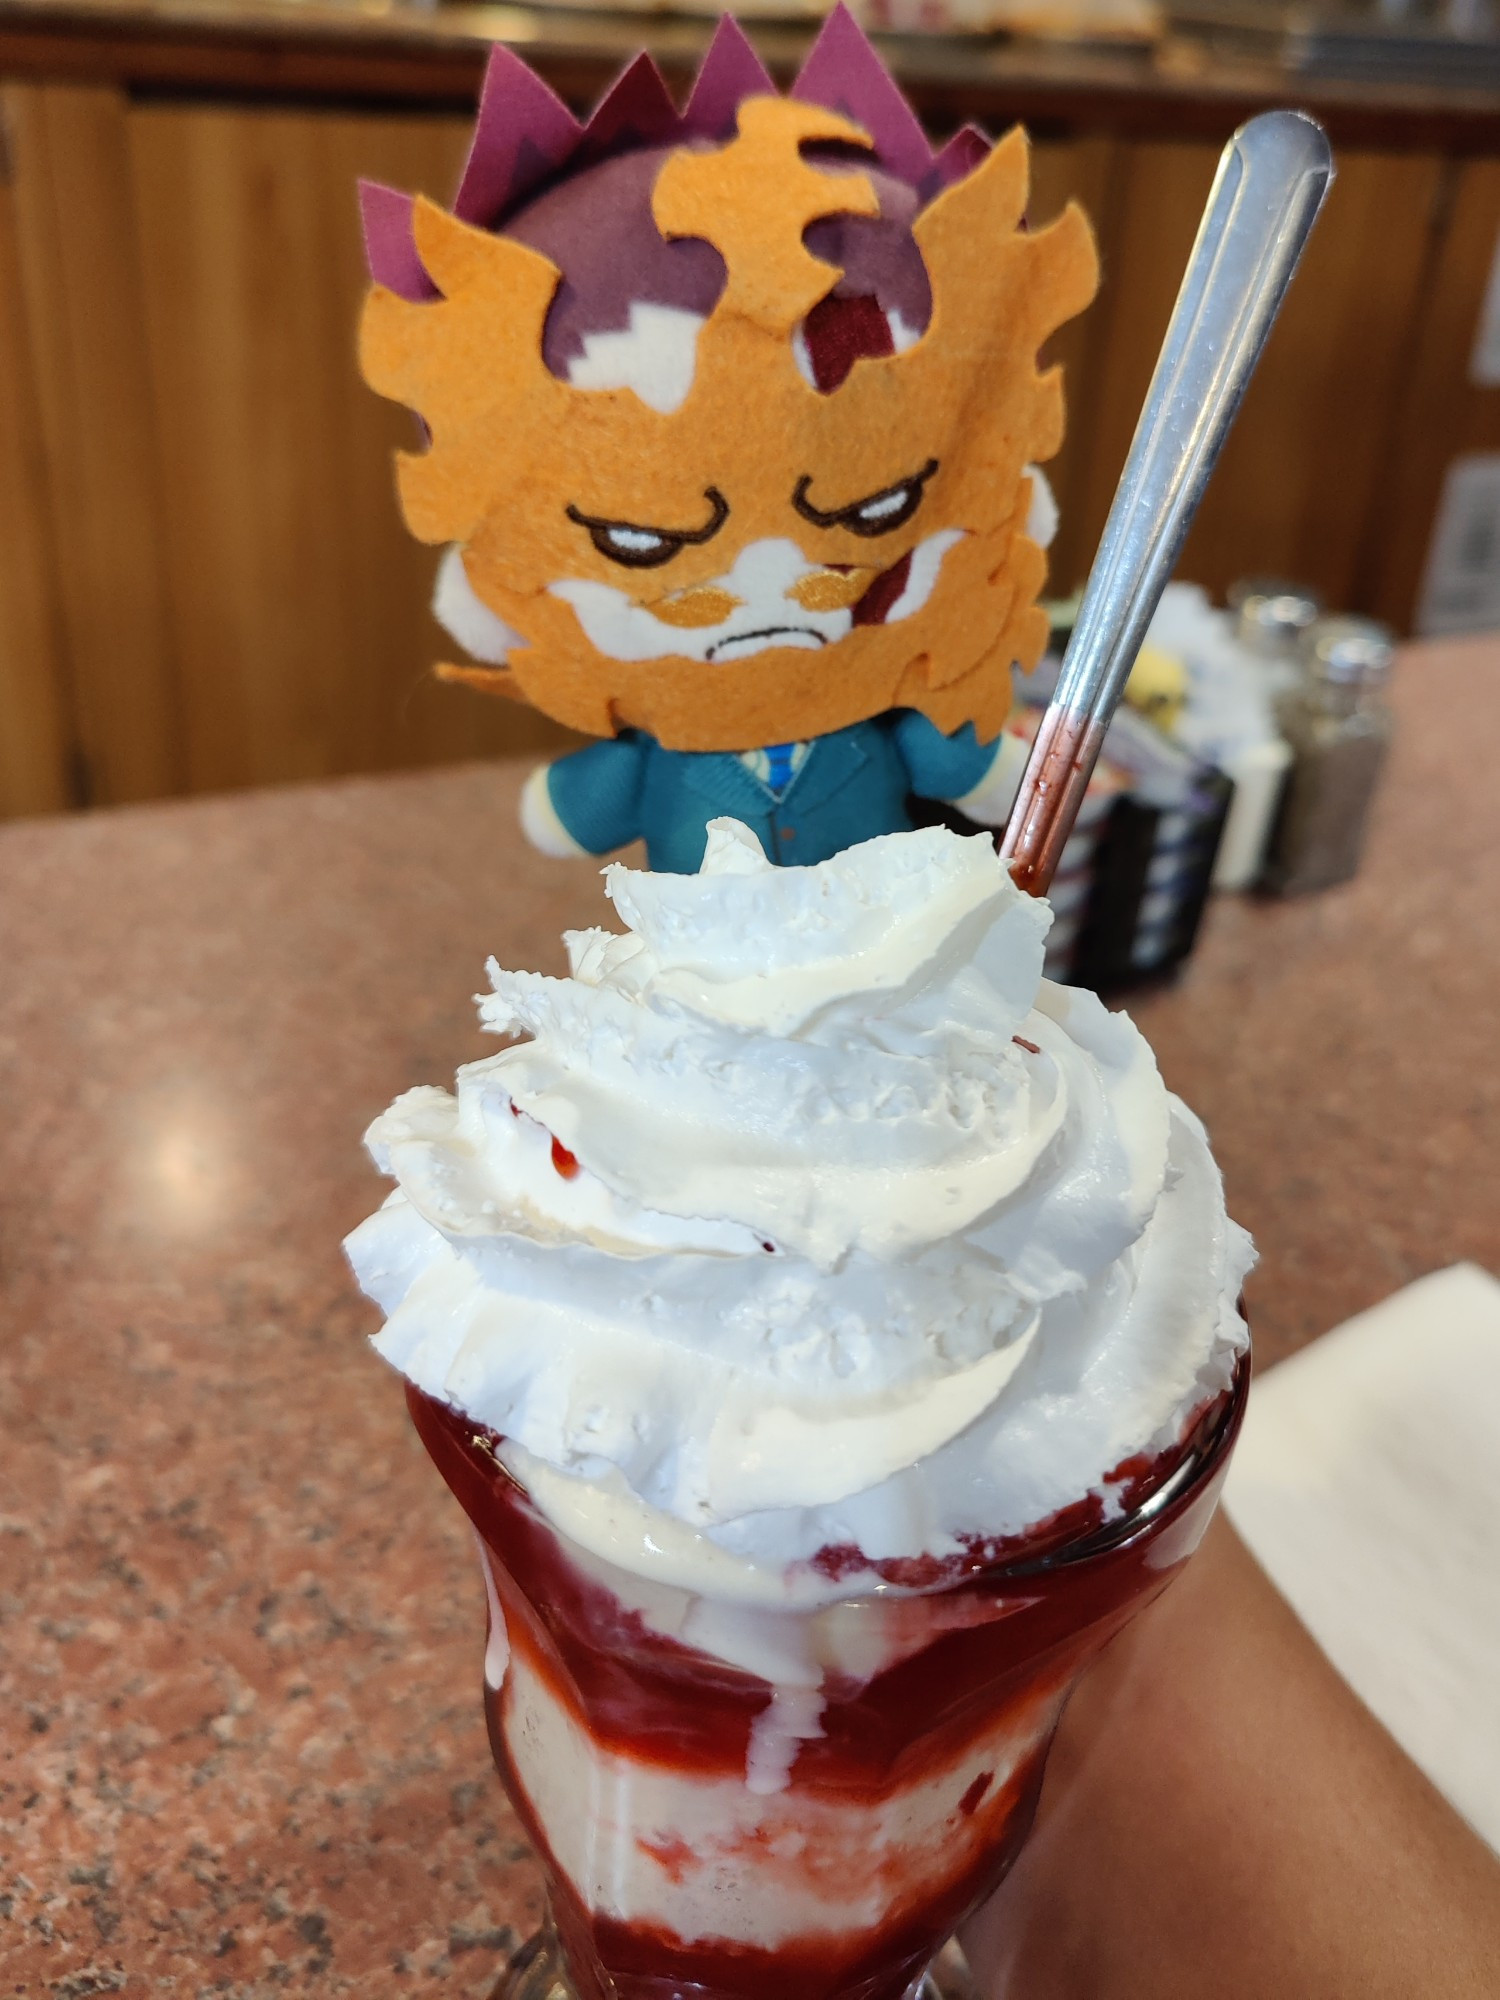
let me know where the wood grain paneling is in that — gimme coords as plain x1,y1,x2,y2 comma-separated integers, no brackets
1051,137,1221,599
1361,158,1500,634
5,82,184,804
0,89,1476,819
1046,141,1446,617
0,160,74,818
128,103,579,799
1184,148,1446,610
1027,132,1125,600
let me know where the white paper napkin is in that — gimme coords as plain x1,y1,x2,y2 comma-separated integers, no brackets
1224,1262,1500,1852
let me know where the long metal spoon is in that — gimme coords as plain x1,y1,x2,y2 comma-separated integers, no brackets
1000,110,1335,897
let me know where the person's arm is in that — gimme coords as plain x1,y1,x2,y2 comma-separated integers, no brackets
962,1515,1500,2000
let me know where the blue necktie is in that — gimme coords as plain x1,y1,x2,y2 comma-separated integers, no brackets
764,742,795,795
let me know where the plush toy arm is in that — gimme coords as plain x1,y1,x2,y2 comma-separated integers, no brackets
893,711,1028,829
520,766,590,858
948,732,1029,828
524,738,649,859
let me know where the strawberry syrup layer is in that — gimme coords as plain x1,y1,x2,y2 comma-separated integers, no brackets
407,1360,1245,2000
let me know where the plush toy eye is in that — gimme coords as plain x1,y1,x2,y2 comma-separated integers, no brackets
593,525,676,566
792,458,939,538
567,488,729,570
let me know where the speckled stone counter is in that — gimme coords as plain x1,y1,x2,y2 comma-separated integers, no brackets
2,637,1496,1993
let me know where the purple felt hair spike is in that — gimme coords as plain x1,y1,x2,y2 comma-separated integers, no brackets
359,10,989,295
683,15,777,141
453,43,581,229
793,3,935,188
359,180,439,302
574,52,684,169
926,124,993,201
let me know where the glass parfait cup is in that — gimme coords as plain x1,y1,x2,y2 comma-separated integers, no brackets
406,1356,1247,2000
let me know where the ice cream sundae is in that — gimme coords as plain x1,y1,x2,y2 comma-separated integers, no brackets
346,818,1252,2000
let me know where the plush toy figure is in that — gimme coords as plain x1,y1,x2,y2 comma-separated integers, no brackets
360,6,1097,872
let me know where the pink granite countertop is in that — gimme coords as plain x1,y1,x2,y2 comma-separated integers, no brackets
2,637,1496,1993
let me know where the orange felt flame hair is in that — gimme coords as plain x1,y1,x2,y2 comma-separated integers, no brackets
361,96,1098,751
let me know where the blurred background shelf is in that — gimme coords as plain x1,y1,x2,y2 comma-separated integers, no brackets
1169,0,1500,88
2,0,1499,819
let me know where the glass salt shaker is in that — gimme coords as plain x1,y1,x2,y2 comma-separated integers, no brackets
1226,577,1323,699
1261,615,1395,894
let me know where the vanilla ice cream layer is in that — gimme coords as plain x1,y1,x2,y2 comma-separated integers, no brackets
497,1628,1060,1950
347,818,1252,1595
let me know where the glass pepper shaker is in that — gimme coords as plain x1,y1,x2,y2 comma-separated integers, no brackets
1261,616,1395,894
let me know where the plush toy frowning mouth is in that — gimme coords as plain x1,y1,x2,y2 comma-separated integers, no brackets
706,625,828,661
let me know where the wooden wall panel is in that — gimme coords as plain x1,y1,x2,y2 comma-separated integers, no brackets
127,104,579,800
1043,142,1446,619
1361,158,1500,634
1050,138,1221,600
4,83,184,805
1184,148,1445,610
0,161,73,818
0,93,1476,821
1026,133,1125,602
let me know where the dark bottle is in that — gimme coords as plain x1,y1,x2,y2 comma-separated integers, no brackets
1262,616,1395,895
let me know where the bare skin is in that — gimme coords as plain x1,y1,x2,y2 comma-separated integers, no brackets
962,1516,1500,2000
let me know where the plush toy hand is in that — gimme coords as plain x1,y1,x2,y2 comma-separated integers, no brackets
948,732,1029,828
520,764,589,859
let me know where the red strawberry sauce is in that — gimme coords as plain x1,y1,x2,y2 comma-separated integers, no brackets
405,1353,1246,2000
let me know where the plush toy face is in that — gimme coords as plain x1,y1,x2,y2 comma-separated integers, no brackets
363,91,1097,752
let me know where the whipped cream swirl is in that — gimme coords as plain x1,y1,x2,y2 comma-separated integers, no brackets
347,819,1251,1588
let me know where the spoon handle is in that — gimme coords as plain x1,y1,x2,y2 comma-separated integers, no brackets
1001,110,1334,897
